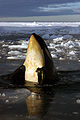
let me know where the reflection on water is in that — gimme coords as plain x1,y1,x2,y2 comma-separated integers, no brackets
26,92,43,117
0,81,80,120
26,86,55,118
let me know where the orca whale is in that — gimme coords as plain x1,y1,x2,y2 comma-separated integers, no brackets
0,33,58,87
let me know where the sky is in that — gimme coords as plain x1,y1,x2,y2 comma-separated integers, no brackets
0,0,80,17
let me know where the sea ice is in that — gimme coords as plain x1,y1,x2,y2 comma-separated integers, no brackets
76,99,80,104
0,22,80,61
51,54,58,58
8,51,22,55
53,36,63,43
59,57,65,60
69,51,76,55
2,93,6,97
9,44,27,49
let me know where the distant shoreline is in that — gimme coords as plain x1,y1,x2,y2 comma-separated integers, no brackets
0,15,80,22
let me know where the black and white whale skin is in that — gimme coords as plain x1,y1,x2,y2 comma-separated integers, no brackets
0,33,58,87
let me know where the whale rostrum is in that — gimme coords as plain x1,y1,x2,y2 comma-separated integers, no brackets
1,33,58,86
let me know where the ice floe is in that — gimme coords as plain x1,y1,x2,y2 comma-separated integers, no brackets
0,22,80,61
0,22,80,27
69,51,76,55
8,44,27,49
7,55,26,60
8,51,22,55
51,54,58,59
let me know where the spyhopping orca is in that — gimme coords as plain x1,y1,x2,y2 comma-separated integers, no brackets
1,33,58,87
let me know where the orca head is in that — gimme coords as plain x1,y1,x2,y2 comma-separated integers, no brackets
23,33,45,84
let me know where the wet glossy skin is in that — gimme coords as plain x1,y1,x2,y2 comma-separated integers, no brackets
24,34,45,83
23,33,58,85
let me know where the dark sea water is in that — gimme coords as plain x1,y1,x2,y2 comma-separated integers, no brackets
0,22,80,120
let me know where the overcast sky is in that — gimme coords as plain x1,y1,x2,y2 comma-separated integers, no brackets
0,0,80,17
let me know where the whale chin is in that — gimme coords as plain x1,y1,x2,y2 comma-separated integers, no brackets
0,33,58,87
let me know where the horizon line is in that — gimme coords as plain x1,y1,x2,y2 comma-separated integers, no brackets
0,15,80,22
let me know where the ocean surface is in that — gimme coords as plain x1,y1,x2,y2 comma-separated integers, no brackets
0,22,80,120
